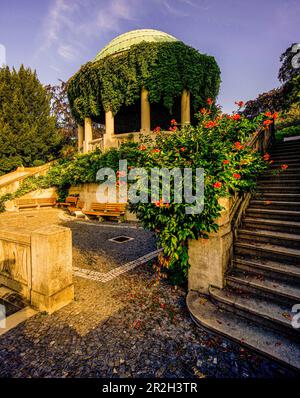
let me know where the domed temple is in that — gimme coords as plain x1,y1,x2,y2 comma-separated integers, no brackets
67,29,220,153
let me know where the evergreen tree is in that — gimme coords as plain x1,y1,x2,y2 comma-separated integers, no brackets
0,65,63,175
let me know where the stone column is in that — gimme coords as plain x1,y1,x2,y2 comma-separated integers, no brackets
84,117,93,153
181,89,191,125
188,198,233,294
141,87,151,133
30,225,74,313
77,124,84,151
104,110,115,149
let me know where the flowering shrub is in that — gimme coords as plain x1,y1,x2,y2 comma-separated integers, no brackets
0,102,275,283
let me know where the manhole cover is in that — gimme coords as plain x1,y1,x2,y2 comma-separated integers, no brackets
109,236,134,244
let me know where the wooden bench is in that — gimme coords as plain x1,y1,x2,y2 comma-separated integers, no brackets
83,202,127,222
57,196,78,208
68,200,85,214
15,198,56,210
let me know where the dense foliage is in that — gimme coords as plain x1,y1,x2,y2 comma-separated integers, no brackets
0,66,63,175
67,41,221,124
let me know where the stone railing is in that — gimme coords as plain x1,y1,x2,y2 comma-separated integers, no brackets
188,125,275,294
0,163,53,196
88,137,104,152
0,225,74,313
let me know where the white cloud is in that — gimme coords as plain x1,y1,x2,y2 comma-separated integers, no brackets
38,0,137,62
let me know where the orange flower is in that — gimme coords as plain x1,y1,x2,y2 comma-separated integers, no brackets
223,160,230,165
233,173,241,180
232,114,241,120
272,112,279,119
235,101,244,108
180,147,186,152
204,121,217,129
152,148,161,153
207,98,214,106
234,142,244,150
200,108,208,114
139,144,147,150
213,181,222,189
263,153,270,161
281,164,288,170
263,119,273,126
265,111,272,117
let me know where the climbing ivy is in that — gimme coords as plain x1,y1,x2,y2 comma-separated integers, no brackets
67,41,221,123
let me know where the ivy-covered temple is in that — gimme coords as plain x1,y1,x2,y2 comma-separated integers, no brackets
67,29,220,153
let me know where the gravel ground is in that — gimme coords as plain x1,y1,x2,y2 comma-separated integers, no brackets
0,210,297,378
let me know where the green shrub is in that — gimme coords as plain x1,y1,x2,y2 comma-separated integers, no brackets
276,125,300,142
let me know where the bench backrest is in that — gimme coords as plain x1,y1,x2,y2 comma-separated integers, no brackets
36,198,56,204
66,197,78,204
16,199,37,205
105,203,127,213
91,203,107,211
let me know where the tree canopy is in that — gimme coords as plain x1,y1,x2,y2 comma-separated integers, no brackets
0,66,63,175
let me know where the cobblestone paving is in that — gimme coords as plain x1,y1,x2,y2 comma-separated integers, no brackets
0,210,297,378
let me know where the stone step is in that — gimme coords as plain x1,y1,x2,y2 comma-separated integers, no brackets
257,186,300,194
227,270,300,304
254,193,300,203
234,240,300,264
249,200,300,211
242,217,300,234
187,291,300,372
269,166,300,173
257,179,300,186
261,174,300,180
237,229,300,249
209,286,299,340
246,208,300,222
233,257,300,282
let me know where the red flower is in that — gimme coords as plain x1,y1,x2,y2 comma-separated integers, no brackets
169,126,177,132
265,111,272,117
232,114,241,120
234,142,244,150
154,201,161,207
223,160,230,165
200,108,208,114
207,98,214,106
235,101,244,108
204,121,217,129
213,181,222,189
263,153,270,161
170,119,177,126
233,173,241,180
272,112,279,120
152,148,161,153
263,119,273,126
281,164,288,170
180,147,186,152
139,145,146,150
153,126,161,133
116,170,126,177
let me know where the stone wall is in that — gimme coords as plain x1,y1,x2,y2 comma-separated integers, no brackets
0,225,74,313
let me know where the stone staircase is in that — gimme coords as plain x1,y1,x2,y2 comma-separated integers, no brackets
187,139,300,371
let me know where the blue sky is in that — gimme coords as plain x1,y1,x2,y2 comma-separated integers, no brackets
0,0,299,112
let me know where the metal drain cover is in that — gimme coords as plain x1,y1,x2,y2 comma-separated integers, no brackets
109,236,134,244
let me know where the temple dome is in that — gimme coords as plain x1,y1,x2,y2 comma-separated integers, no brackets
94,29,178,61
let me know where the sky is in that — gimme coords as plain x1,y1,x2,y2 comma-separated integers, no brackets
0,0,299,113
